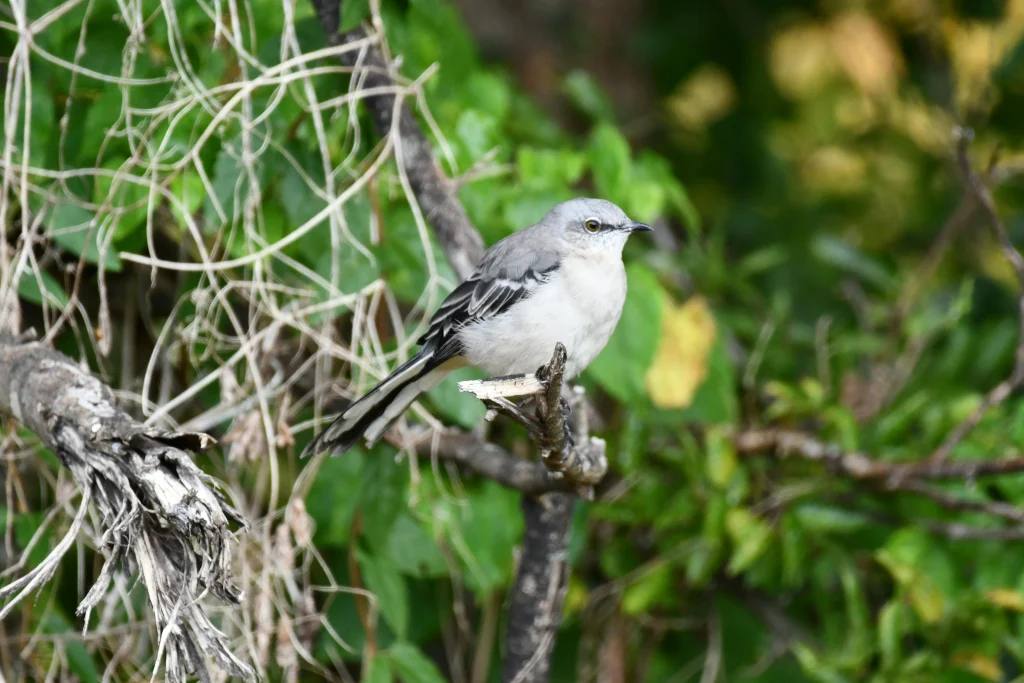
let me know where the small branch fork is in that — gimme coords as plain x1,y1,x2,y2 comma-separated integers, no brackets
458,343,609,497
0,334,253,683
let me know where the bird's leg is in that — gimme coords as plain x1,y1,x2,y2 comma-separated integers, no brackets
560,415,575,453
559,396,572,416
515,395,538,412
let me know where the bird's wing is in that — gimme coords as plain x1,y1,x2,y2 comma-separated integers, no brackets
418,262,559,363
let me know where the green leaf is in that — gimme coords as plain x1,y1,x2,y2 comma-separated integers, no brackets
434,481,523,594
680,335,739,424
170,171,206,216
42,610,100,683
622,561,672,615
563,70,615,121
587,122,632,201
359,451,409,552
878,600,903,671
365,657,394,683
205,145,267,229
340,0,370,30
705,427,736,488
725,508,772,575
386,514,448,578
516,147,586,188
364,657,398,683
456,109,498,162
17,270,69,308
811,235,894,291
464,72,512,120
425,366,486,429
793,504,872,535
46,201,122,271
358,551,409,640
94,159,152,239
386,643,448,683
876,528,956,624
588,264,664,404
305,449,365,547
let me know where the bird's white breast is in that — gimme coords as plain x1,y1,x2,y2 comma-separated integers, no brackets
459,251,627,378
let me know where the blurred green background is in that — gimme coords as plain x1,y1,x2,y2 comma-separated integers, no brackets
5,0,1024,681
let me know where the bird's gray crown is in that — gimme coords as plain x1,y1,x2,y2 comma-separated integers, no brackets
540,197,631,231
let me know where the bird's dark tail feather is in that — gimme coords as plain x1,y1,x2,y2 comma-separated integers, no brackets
302,350,443,458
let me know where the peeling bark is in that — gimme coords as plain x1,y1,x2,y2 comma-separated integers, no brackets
0,334,253,682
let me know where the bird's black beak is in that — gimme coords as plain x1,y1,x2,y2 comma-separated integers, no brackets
625,221,652,233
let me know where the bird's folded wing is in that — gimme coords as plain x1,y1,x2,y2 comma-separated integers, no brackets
419,264,559,362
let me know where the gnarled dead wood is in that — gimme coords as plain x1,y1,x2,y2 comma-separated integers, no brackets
0,334,253,682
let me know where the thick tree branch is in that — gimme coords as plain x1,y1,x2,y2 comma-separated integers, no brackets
0,334,252,682
500,492,573,683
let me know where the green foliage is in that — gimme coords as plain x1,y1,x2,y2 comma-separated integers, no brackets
8,0,1024,681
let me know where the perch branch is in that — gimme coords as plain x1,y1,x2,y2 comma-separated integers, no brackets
456,344,606,683
458,345,609,492
0,335,253,682
500,492,573,683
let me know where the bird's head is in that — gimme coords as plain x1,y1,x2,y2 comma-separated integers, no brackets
542,197,652,254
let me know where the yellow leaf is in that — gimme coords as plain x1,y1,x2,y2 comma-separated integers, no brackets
563,575,590,617
769,23,838,99
908,579,946,624
801,146,867,195
951,652,1002,682
985,588,1024,612
667,64,737,131
645,296,716,409
830,13,904,95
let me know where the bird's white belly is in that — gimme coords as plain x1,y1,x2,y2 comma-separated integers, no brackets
459,256,627,378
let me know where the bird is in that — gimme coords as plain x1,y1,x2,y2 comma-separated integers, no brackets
302,197,652,457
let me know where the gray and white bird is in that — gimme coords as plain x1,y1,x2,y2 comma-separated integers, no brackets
302,197,651,457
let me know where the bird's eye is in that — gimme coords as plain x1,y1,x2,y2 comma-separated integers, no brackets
584,218,600,233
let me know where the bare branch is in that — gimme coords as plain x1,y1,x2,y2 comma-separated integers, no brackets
0,335,253,682
459,374,547,400
402,428,565,495
734,428,1024,484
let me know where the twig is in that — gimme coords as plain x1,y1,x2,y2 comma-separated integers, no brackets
401,427,566,495
0,335,253,682
459,374,546,400
734,427,1024,485
929,130,1024,462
